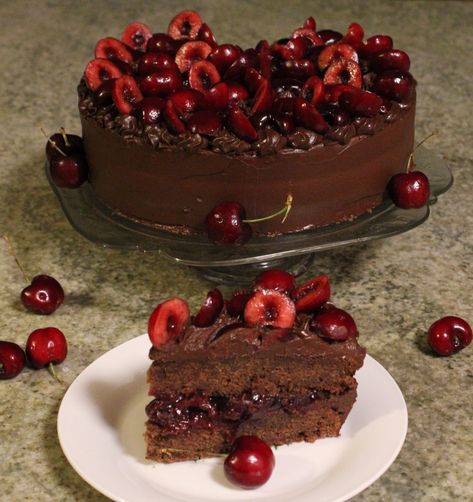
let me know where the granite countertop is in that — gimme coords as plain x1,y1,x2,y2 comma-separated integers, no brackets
1,1,472,500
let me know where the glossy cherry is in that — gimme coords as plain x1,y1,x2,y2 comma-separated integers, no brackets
224,436,275,489
84,58,122,91
134,97,166,125
148,298,191,348
50,154,88,188
45,131,83,162
387,171,430,209
175,41,213,73
193,289,224,327
121,22,153,51
205,201,252,246
339,88,383,117
113,75,143,114
292,275,330,313
208,44,241,74
21,275,64,317
427,316,472,356
139,70,182,98
137,52,179,75
168,10,203,40
253,270,295,295
226,290,253,317
26,327,67,370
244,290,296,328
95,37,133,64
0,341,26,379
311,307,358,341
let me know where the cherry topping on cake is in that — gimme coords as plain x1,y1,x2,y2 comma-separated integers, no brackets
427,316,472,356
224,436,275,489
323,57,362,88
148,297,191,348
137,52,180,75
21,275,65,314
250,79,273,114
370,49,411,73
272,37,307,61
341,22,364,50
227,82,250,103
227,104,259,142
193,289,224,327
318,43,358,71
276,59,315,81
186,110,222,135
254,270,295,295
291,28,324,47
339,88,383,117
301,76,325,106
139,70,183,98
301,16,316,31
164,99,187,134
201,81,230,112
175,41,213,73
311,307,358,341
293,97,329,133
358,35,393,59
50,154,89,189
146,33,181,54
95,37,133,64
112,75,143,114
226,291,253,317
121,22,153,51
205,201,252,246
197,23,218,49
244,290,296,329
292,275,331,313
94,80,116,106
317,29,343,45
168,10,203,40
372,70,413,102
208,44,242,75
168,89,203,115
134,97,166,125
84,58,123,91
0,341,26,379
189,60,221,92
26,327,68,381
223,49,259,81
323,83,357,105
387,171,430,209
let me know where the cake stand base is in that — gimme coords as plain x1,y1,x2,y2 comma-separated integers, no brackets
193,253,315,285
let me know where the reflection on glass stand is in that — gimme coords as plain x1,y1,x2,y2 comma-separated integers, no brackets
47,147,452,283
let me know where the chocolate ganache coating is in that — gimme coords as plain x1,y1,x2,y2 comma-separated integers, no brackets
79,82,416,235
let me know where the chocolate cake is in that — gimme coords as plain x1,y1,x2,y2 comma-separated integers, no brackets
77,11,416,238
145,271,366,462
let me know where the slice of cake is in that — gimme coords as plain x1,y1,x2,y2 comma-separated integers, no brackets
145,271,366,462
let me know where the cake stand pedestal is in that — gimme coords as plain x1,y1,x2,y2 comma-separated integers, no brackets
47,147,452,284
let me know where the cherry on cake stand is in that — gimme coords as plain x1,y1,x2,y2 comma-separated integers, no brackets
46,147,452,284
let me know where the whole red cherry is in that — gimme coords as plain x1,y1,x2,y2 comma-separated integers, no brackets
428,316,472,356
26,327,68,371
21,275,64,315
387,171,430,209
0,341,26,379
205,202,252,246
224,435,275,489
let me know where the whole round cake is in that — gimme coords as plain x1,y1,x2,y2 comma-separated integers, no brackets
77,10,416,239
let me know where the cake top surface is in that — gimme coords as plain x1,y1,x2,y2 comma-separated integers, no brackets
147,271,365,361
79,10,415,156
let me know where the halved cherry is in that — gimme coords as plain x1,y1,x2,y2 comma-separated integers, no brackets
201,82,230,112
197,23,218,49
112,75,143,114
254,270,295,295
121,22,153,51
318,43,358,70
84,58,122,91
317,29,343,45
95,37,133,64
293,97,329,133
323,83,357,105
323,58,362,88
164,99,186,133
168,89,203,115
250,79,273,114
208,44,242,75
358,35,393,59
272,96,296,114
339,88,383,117
291,28,324,47
292,275,330,313
227,104,259,142
137,52,180,75
193,289,224,327
188,60,221,92
301,76,325,106
168,10,203,40
244,290,296,329
271,37,307,61
301,16,316,31
223,49,259,81
148,297,190,348
175,41,213,73
139,70,183,97
244,67,263,94
187,110,222,135
341,22,364,50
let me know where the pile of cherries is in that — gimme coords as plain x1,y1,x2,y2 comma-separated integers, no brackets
83,11,415,142
0,260,67,380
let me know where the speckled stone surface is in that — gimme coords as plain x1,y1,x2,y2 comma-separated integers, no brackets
1,1,472,500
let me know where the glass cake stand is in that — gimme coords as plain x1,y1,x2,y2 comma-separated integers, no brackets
46,147,452,283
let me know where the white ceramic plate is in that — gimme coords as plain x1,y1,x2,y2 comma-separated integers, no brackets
58,335,408,502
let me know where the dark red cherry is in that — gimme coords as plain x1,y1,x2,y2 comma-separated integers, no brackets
188,60,221,92
168,89,203,115
342,22,364,50
139,70,183,98
50,154,88,189
292,275,330,313
301,75,325,106
45,132,83,162
84,58,123,91
370,49,411,73
200,82,230,112
163,99,186,134
94,80,116,107
387,171,430,209
224,436,275,489
339,88,383,117
167,10,203,40
134,97,166,125
193,289,224,327
95,37,133,64
146,33,181,54
250,79,273,114
311,307,358,341
275,59,315,80
112,75,143,114
208,44,242,75
226,291,252,317
323,58,362,88
175,41,213,73
0,341,26,379
254,270,295,294
227,104,259,142
148,298,190,348
21,275,65,314
205,201,252,246
137,52,179,75
293,97,329,133
223,49,259,81
318,43,358,70
428,316,472,356
372,71,413,102
358,35,393,59
317,29,343,45
121,22,153,51
197,23,218,49
26,327,67,369
186,110,222,135
227,81,250,103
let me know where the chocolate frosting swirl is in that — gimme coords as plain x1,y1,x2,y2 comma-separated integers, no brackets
287,127,322,150
211,129,252,154
325,125,357,144
254,129,288,156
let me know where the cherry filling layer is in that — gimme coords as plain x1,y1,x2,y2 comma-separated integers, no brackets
146,388,344,434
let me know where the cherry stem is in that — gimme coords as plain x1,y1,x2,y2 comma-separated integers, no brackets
243,193,293,224
59,127,71,147
48,362,63,384
159,447,226,458
40,128,67,157
415,130,437,150
2,235,30,283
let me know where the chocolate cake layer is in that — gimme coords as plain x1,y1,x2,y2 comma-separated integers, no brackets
80,94,415,235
